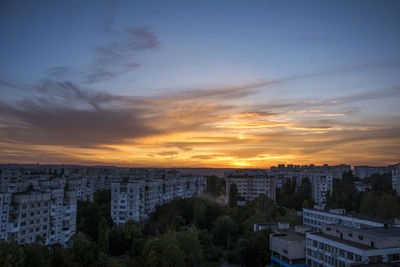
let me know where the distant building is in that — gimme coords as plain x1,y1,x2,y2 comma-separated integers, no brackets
111,173,206,225
225,170,276,204
354,165,393,179
310,173,333,206
354,181,372,193
306,224,400,266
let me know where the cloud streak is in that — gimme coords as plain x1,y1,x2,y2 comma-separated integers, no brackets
47,26,160,84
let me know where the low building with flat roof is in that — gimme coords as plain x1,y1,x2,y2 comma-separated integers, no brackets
306,224,400,266
270,223,308,267
303,207,392,232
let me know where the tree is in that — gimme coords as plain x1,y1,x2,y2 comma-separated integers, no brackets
97,217,109,253
23,237,51,267
172,216,186,231
142,238,163,267
70,232,100,266
176,226,203,267
145,249,159,267
229,184,239,208
0,241,25,267
160,244,185,267
212,215,238,249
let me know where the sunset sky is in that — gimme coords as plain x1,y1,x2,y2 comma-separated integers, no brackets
1,0,400,168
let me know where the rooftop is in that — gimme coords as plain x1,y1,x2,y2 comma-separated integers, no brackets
304,207,393,225
309,232,375,251
272,230,306,242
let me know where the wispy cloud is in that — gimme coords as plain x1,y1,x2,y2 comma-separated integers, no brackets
1,60,400,167
47,26,160,84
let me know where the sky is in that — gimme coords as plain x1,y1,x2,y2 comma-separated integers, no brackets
0,0,400,168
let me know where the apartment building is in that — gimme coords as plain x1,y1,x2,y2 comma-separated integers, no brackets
4,189,77,246
270,223,308,267
353,181,372,193
111,174,206,225
393,163,400,196
306,224,400,266
225,171,276,204
0,193,10,240
354,165,393,179
303,207,389,232
270,164,351,181
310,173,332,206
66,177,94,202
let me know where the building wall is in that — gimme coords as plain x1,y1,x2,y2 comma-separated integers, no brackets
225,175,275,205
111,175,206,225
303,208,385,232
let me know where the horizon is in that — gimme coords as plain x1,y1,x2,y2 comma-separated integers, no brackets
1,0,400,168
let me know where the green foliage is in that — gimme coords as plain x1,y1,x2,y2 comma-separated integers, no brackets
327,172,361,211
212,215,238,249
205,176,225,198
98,217,109,253
174,226,203,267
228,183,239,208
237,229,272,267
360,192,400,219
278,178,313,210
0,241,25,267
160,243,185,267
77,190,111,241
363,173,394,194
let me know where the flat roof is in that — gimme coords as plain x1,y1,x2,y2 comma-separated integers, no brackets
349,226,400,238
272,230,305,242
304,208,392,224
310,232,375,251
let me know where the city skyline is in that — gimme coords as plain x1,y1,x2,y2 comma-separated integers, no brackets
1,0,400,168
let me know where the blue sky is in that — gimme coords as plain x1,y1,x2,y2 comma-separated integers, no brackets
0,0,399,167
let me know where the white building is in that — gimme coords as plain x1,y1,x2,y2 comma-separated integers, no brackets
111,174,206,225
225,170,276,204
66,177,94,202
306,224,400,266
0,193,10,240
5,189,76,246
303,207,389,232
310,173,332,206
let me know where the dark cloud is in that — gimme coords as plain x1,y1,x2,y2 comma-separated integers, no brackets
0,79,272,148
0,80,161,147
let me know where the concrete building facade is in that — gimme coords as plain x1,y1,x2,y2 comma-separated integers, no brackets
306,224,400,266
225,173,276,204
303,207,389,232
111,174,206,225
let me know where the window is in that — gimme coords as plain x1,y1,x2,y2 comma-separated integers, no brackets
358,235,363,240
